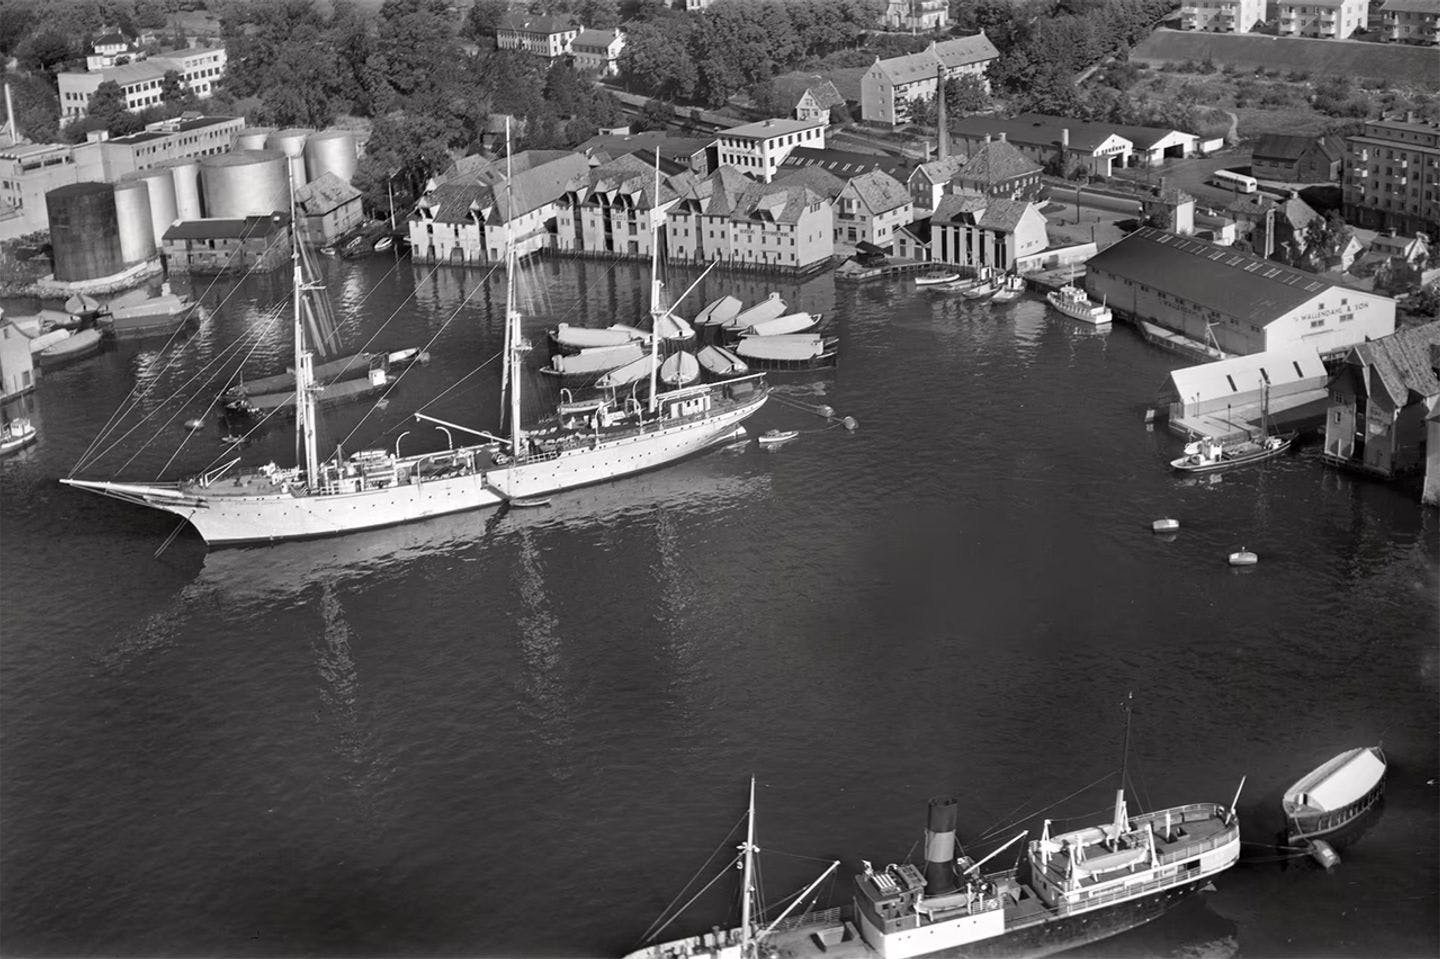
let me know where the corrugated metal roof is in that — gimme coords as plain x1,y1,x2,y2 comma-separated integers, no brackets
1087,227,1345,325
1168,344,1326,402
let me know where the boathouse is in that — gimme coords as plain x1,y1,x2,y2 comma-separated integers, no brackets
1322,321,1440,481
161,214,290,274
1162,345,1329,439
1084,228,1396,356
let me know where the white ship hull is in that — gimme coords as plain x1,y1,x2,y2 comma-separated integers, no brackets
65,396,764,546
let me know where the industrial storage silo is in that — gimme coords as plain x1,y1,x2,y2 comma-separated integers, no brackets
46,182,123,281
130,168,178,247
200,150,289,218
166,158,204,220
267,128,313,188
304,129,358,184
112,180,156,264
235,127,273,151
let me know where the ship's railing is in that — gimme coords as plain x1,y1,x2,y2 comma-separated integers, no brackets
763,906,844,935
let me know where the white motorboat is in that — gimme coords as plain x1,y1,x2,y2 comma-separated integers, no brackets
1046,279,1111,325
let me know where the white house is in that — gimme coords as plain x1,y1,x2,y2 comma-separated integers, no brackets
715,117,827,184
496,14,581,58
570,28,625,76
835,169,914,247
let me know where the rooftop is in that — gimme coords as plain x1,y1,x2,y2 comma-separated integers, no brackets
295,173,361,215
498,13,578,34
1087,227,1358,326
1349,320,1440,406
843,169,912,214
954,139,1042,184
932,192,1036,231
163,214,290,241
1380,0,1440,11
948,115,1127,153
1253,133,1341,163
723,117,827,140
778,146,910,182
769,73,846,112
868,34,1001,86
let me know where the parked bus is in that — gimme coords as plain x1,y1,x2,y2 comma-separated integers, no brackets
1209,169,1258,194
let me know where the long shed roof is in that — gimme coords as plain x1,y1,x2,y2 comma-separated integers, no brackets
1167,344,1326,402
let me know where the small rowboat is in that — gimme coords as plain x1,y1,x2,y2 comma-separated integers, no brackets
594,354,654,390
542,344,644,379
184,418,206,431
659,350,700,388
1227,550,1257,566
1152,518,1180,533
736,312,817,339
915,271,960,287
27,329,71,355
722,293,786,334
758,429,799,446
320,245,337,256
693,294,742,329
696,344,749,380
373,235,394,253
990,274,1026,303
550,323,649,353
1284,746,1386,847
510,497,551,509
0,418,38,456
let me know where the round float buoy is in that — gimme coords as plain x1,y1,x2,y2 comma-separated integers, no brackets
184,418,204,431
1152,518,1180,533
816,404,835,419
1228,549,1258,567
1307,839,1340,869
842,416,858,431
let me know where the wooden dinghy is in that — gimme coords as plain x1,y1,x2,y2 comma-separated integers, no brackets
693,294,742,328
735,333,837,371
659,350,700,388
721,293,786,334
541,343,646,378
36,329,102,370
736,312,818,339
696,344,749,380
550,323,648,353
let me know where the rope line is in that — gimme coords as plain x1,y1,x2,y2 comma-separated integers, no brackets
976,770,1117,842
635,808,748,946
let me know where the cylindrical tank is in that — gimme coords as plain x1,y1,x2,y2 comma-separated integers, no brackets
304,129,358,184
112,180,155,264
46,182,123,281
267,128,313,188
130,168,178,246
200,150,289,218
923,797,959,896
166,159,203,220
234,127,273,151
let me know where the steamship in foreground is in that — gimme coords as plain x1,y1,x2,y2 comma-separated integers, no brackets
625,778,1242,959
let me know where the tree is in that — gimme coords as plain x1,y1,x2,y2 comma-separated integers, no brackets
16,29,73,73
636,97,673,132
464,0,510,40
0,2,36,59
355,108,455,214
159,70,192,107
618,19,697,101
574,0,620,29
85,80,131,130
375,0,463,101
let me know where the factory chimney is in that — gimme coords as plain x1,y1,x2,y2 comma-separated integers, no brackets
936,61,948,161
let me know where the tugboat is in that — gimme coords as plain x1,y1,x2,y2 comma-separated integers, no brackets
625,776,1243,959
1,418,38,456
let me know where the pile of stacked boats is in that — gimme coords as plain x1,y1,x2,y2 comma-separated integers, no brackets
544,291,837,390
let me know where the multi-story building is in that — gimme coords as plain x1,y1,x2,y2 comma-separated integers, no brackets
162,213,292,274
294,173,364,245
681,0,716,9
59,47,228,118
496,14,581,59
95,114,245,178
1179,0,1265,32
882,0,950,32
666,166,835,272
409,151,590,264
715,117,827,184
1342,118,1440,237
570,28,625,76
859,34,999,126
908,155,964,212
1322,321,1440,479
1380,0,1440,43
928,191,1049,270
1084,227,1396,357
834,169,913,247
1251,134,1343,182
949,136,1043,199
554,153,692,258
1276,0,1368,38
0,141,104,237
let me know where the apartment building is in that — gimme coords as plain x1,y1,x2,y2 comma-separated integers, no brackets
1342,118,1440,236
667,166,835,272
59,47,228,118
859,34,999,126
570,28,625,76
496,15,581,59
834,169,913,247
715,118,827,184
554,153,692,258
97,115,245,178
1179,0,1265,32
1276,0,1368,38
1379,0,1440,43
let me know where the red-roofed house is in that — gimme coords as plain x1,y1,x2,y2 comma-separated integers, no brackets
1323,320,1440,479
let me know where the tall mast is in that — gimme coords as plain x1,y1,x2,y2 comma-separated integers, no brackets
739,777,757,955
504,118,523,457
290,183,318,483
647,149,661,413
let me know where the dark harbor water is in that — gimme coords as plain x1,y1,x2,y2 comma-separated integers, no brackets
2,255,1436,958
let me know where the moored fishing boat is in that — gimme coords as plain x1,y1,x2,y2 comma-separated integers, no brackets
62,123,768,547
1,418,38,456
1283,746,1386,846
915,270,960,287
227,368,391,416
36,328,102,370
625,773,1243,959
990,273,1026,303
964,275,1001,300
1047,282,1111,325
735,333,838,371
696,344,749,380
1170,433,1295,474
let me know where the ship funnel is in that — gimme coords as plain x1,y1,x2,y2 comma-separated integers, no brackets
923,797,959,896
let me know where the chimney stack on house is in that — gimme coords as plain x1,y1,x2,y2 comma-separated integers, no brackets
1061,128,1070,148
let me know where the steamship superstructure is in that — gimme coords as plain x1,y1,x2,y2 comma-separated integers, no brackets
626,782,1241,959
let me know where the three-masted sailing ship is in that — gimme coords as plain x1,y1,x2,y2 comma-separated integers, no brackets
63,130,768,547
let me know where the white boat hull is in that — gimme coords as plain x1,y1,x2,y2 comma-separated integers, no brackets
64,395,765,546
